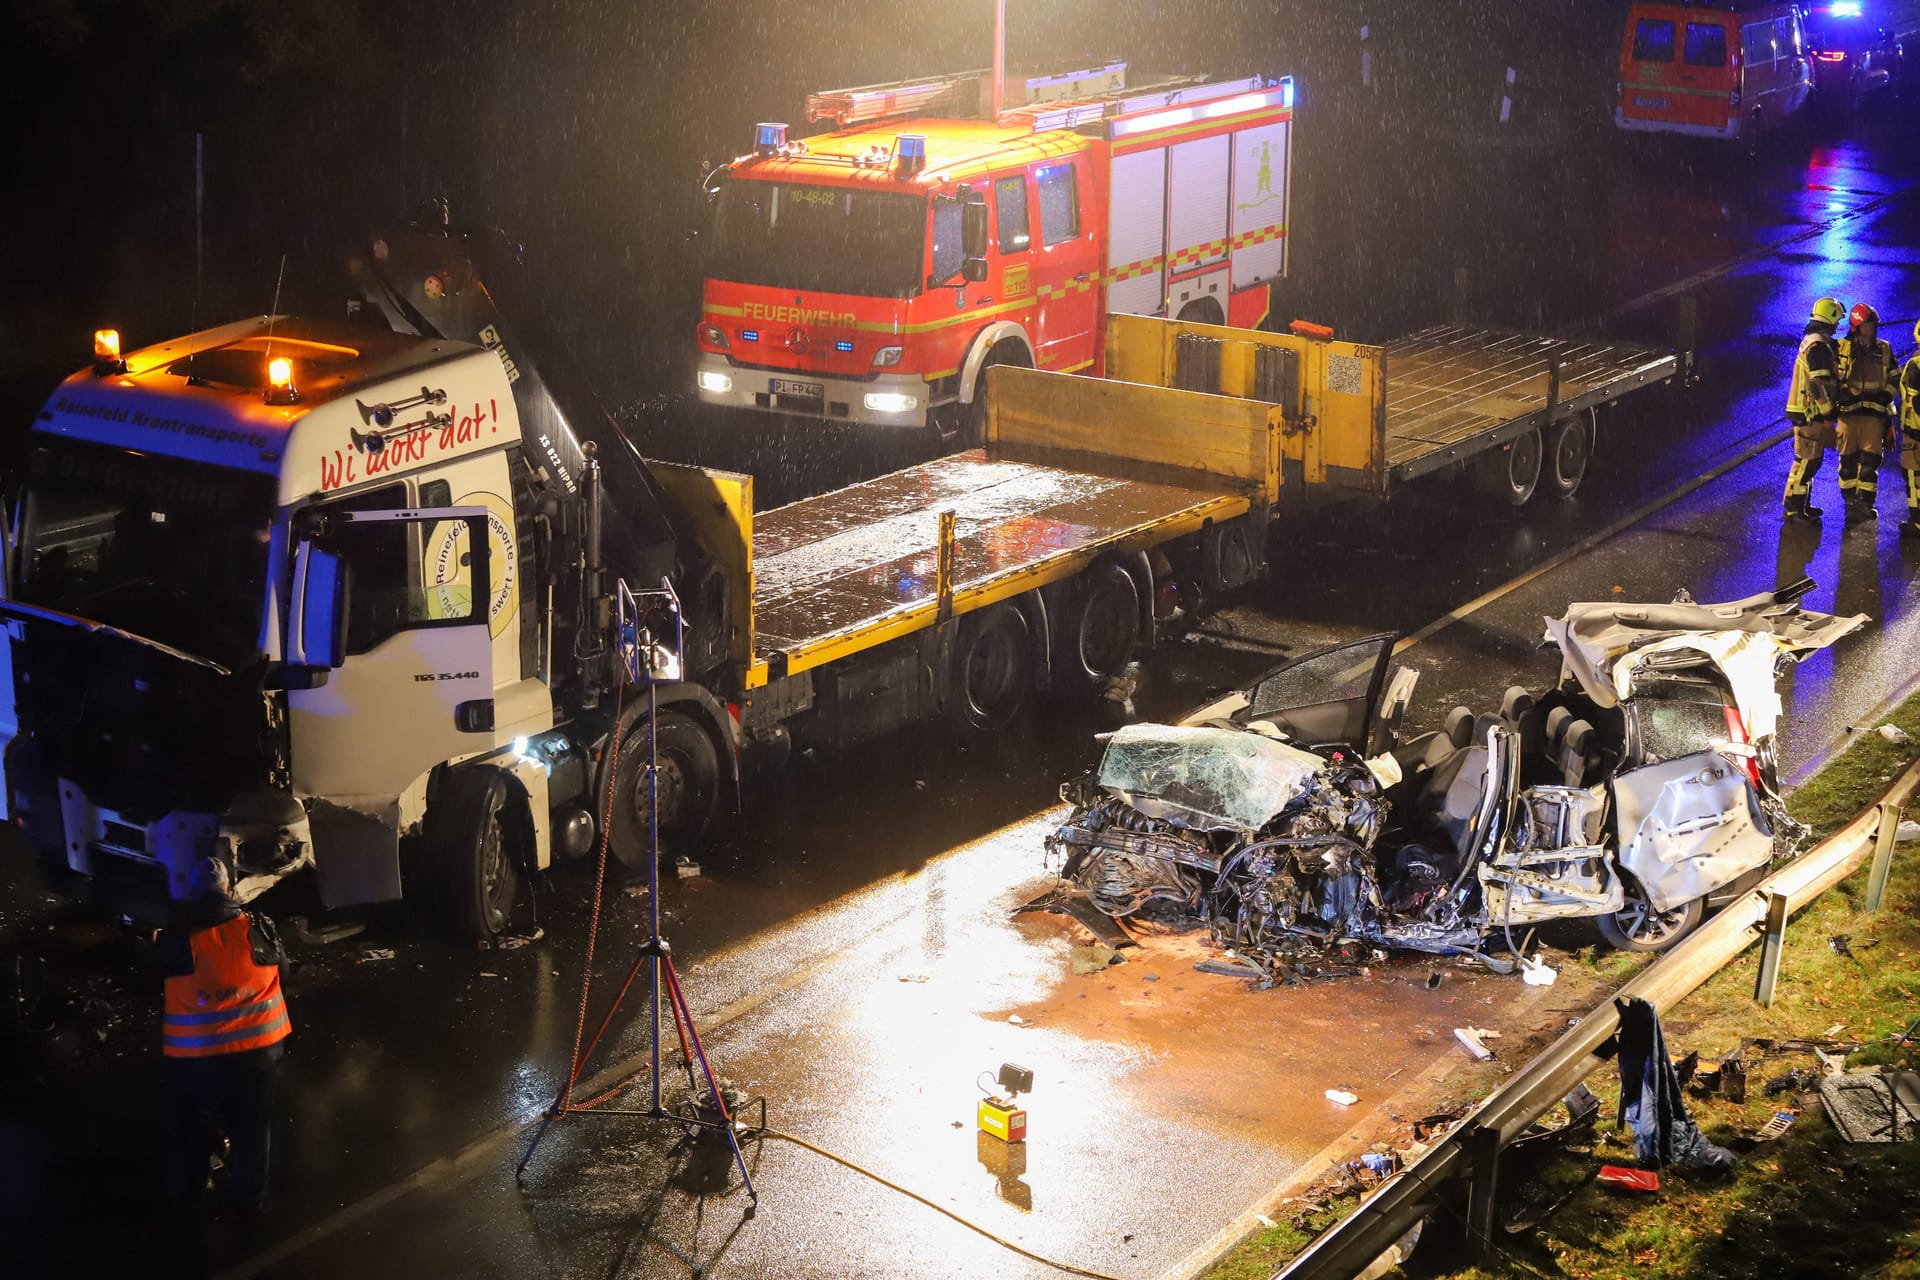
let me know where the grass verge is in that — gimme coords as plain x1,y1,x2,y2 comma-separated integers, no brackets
1200,690,1920,1280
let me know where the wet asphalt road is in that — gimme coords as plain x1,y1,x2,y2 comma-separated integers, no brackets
5,101,1920,1280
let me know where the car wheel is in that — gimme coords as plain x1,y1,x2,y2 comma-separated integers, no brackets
608,711,721,867
1546,409,1595,499
1597,878,1704,952
425,767,520,939
952,603,1033,731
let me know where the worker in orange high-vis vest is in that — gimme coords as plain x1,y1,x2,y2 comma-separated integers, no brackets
157,857,291,1213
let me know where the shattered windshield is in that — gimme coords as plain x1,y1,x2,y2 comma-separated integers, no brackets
11,442,274,668
1096,724,1324,830
712,181,925,298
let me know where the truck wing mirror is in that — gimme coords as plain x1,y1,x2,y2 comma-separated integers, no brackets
288,538,348,672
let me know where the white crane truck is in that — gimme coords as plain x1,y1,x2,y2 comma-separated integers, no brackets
0,221,1271,935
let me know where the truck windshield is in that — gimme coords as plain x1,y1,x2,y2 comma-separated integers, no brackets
10,443,275,668
711,181,925,298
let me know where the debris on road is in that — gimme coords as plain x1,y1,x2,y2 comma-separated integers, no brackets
1898,820,1920,843
1070,944,1123,975
1454,1026,1499,1060
675,858,702,880
1875,723,1912,745
490,926,545,951
287,916,366,946
358,948,396,963
1520,954,1558,986
1325,1088,1360,1106
1753,1111,1797,1142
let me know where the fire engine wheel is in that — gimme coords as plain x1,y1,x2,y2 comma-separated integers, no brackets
426,768,520,939
1545,409,1596,499
1063,560,1140,689
952,603,1033,732
608,711,721,868
1597,878,1704,953
950,340,1033,449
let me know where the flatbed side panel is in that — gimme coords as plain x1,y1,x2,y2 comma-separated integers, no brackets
647,460,756,682
1103,313,1386,495
750,451,1248,678
984,363,1275,500
1380,326,1678,482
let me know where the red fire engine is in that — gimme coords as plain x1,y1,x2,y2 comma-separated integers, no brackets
695,60,1295,439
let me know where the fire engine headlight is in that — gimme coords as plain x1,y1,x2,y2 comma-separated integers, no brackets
698,371,733,394
700,324,731,350
863,392,918,414
872,345,904,368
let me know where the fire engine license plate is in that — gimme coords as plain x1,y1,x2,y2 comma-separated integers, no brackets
770,378,824,400
1633,96,1668,109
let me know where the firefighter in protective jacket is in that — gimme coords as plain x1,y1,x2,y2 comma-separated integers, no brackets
1837,302,1896,514
157,858,292,1212
1784,297,1845,521
1902,319,1920,538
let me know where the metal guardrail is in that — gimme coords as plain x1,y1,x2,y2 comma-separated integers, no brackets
1272,753,1920,1280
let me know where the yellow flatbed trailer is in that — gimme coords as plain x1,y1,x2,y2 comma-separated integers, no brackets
653,312,1680,730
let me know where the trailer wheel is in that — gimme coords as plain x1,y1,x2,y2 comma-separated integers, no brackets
1491,424,1543,507
1200,518,1261,594
952,603,1033,731
1063,560,1140,689
425,768,519,939
608,711,721,868
1597,877,1703,952
1545,410,1595,499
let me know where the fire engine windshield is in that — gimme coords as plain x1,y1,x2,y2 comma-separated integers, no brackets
711,181,925,298
11,442,275,668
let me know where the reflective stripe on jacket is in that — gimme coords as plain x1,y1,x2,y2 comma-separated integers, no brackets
1839,336,1895,416
1904,355,1920,433
1787,330,1839,420
163,914,291,1058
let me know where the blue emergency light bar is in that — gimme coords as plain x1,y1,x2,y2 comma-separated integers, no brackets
755,122,788,155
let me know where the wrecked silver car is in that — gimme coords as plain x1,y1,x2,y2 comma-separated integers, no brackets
1044,581,1863,977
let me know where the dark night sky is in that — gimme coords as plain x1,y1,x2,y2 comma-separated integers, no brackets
0,1,1631,443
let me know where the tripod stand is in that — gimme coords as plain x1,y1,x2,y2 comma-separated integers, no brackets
516,579,758,1216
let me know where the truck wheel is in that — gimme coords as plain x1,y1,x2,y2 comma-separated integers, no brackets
953,603,1033,731
1545,410,1595,498
608,711,721,868
1063,560,1140,689
1597,878,1703,952
1200,518,1261,594
426,768,519,939
1490,424,1542,506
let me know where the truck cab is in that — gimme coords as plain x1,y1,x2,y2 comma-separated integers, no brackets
4,318,566,931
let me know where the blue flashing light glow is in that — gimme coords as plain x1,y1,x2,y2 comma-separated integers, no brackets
1281,77,1295,110
835,340,855,353
742,329,759,342
896,133,927,161
1829,1,1862,16
755,122,788,151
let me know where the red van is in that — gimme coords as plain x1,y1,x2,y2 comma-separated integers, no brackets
1615,3,1814,143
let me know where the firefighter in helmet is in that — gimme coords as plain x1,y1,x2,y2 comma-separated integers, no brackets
1902,318,1920,538
1784,297,1844,521
1836,302,1896,516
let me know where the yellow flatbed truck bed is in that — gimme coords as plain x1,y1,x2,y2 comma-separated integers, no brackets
751,454,1247,682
